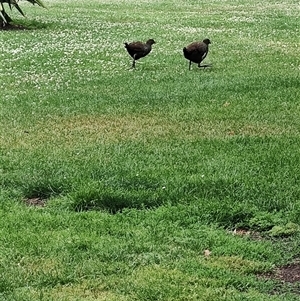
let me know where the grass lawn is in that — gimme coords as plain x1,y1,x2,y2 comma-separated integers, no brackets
1,0,300,299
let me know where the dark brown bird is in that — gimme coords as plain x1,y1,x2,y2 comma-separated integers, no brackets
183,38,211,70
124,39,156,68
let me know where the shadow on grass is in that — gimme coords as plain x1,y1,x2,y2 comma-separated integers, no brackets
69,187,164,214
0,19,49,31
22,180,66,200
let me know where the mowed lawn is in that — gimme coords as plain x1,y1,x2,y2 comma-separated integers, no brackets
1,0,300,300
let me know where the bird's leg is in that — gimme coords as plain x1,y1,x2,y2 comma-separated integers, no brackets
189,61,192,70
131,59,136,68
131,54,137,68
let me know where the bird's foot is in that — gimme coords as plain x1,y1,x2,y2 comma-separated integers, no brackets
198,64,212,68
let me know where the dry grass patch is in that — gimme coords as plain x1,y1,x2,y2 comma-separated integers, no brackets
37,284,125,301
17,282,126,301
203,255,268,274
1,114,298,150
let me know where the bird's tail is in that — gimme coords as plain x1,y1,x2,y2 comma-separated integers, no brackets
183,47,188,55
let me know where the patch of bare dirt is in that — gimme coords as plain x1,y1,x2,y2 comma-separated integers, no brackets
231,228,264,240
260,260,300,295
276,262,300,284
24,197,46,207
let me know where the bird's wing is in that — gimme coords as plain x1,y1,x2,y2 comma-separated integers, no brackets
129,42,147,52
196,44,208,59
201,50,208,60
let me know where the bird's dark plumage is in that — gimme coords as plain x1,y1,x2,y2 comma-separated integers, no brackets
183,38,211,70
124,39,156,68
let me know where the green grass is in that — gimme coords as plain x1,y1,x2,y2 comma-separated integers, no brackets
1,0,300,299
